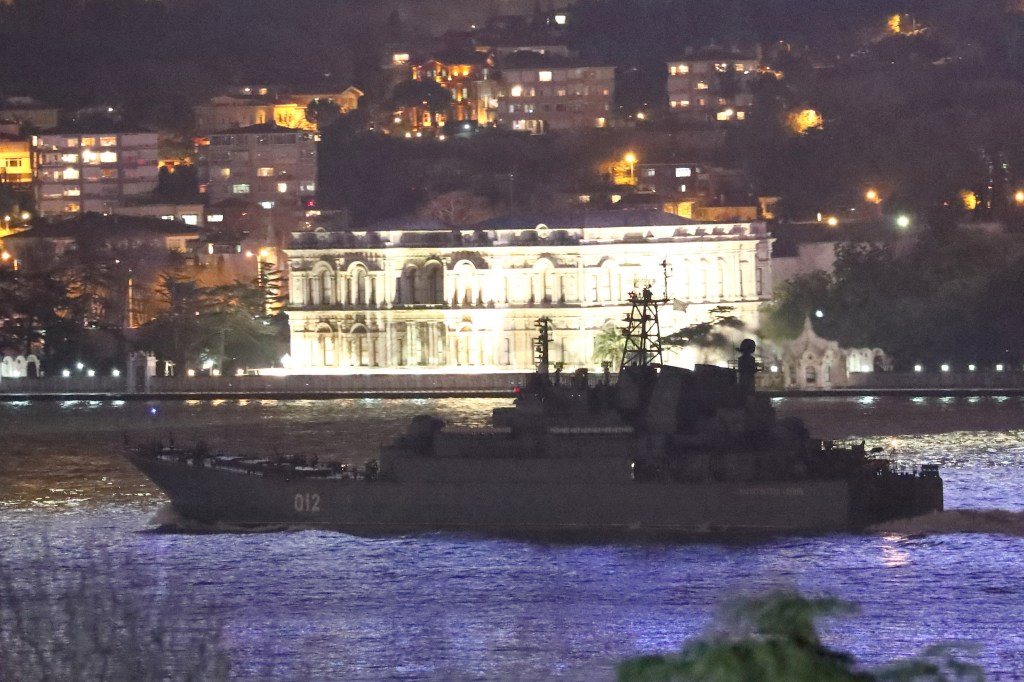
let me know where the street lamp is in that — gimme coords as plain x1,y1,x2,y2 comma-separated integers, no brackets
895,215,911,229
623,152,637,183
865,189,879,203
1015,190,1024,205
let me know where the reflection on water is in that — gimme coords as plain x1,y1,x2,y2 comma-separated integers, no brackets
2,396,1024,679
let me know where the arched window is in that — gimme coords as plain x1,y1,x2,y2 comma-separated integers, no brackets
351,325,369,366
321,271,333,304
453,262,477,306
717,258,727,299
423,262,444,304
698,260,709,300
316,324,334,366
401,265,418,304
353,267,367,305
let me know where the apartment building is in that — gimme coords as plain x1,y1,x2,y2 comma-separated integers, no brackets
196,123,317,209
32,127,160,216
497,55,615,132
666,50,760,123
0,132,32,185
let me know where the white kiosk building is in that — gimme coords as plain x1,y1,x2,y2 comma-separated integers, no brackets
284,209,773,372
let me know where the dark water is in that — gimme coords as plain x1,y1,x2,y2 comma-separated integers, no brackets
2,395,1024,680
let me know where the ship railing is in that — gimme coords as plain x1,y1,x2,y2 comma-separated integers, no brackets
817,438,866,453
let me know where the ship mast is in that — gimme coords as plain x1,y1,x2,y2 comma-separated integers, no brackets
620,285,664,368
534,316,552,377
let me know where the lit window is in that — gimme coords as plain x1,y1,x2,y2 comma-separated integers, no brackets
232,183,250,194
62,167,80,180
64,202,81,213
207,214,224,223
643,168,656,177
675,167,691,178
680,100,691,107
539,70,552,82
257,167,274,177
99,151,117,163
557,88,566,97
219,168,231,178
61,153,78,163
82,150,99,164
182,214,199,226
80,137,95,146
64,138,79,147
63,188,81,197
161,215,175,220
392,53,410,65
101,169,117,179
99,136,117,147
737,111,746,120
696,81,709,90
276,182,288,193
300,182,316,192
679,184,687,192
554,13,567,25
510,85,523,97
259,201,275,209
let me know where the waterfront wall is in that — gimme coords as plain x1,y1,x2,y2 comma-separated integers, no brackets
4,370,1024,397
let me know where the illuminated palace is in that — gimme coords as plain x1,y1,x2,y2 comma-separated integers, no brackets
284,209,772,372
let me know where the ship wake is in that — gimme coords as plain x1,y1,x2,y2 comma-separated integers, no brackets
146,503,303,534
871,509,1024,537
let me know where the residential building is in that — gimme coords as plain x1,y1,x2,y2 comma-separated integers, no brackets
3,213,200,259
666,50,760,122
194,86,363,133
0,132,32,185
284,208,772,372
110,202,206,227
196,123,317,210
634,162,758,220
496,54,615,132
32,127,160,216
412,52,493,125
0,97,59,131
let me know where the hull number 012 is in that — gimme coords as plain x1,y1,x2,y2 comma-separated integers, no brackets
294,493,321,513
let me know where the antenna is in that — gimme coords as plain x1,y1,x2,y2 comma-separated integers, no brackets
534,316,552,376
659,258,673,302
620,285,663,368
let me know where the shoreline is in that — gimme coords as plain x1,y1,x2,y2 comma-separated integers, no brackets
4,387,1024,402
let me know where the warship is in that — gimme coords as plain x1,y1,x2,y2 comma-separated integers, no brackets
129,287,943,536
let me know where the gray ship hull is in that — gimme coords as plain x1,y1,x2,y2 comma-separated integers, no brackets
131,454,943,536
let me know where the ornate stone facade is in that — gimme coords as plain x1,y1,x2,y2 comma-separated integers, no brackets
284,210,773,372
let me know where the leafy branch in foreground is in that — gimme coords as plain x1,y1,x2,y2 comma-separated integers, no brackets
618,591,983,682
0,538,231,682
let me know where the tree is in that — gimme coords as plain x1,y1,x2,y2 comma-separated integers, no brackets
593,324,626,369
420,190,495,228
304,98,342,131
618,591,983,682
390,79,453,127
663,306,747,357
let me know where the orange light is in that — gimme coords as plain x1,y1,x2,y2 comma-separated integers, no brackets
1015,190,1024,205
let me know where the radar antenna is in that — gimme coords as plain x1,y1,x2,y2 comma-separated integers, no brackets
621,286,664,368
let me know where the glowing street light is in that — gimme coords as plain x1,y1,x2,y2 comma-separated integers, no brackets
1015,190,1024,205
623,152,637,183
895,215,911,229
865,189,879,203
826,216,839,227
